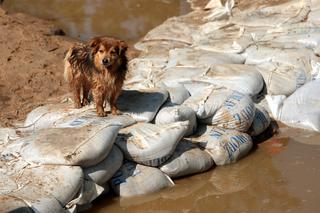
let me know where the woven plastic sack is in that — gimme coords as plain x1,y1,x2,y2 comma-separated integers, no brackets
110,161,174,197
159,140,214,178
116,88,169,122
202,91,255,132
198,126,253,165
116,121,189,167
155,105,197,136
84,145,123,185
20,122,121,167
248,105,271,136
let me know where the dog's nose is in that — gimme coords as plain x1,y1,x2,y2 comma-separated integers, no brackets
102,58,109,65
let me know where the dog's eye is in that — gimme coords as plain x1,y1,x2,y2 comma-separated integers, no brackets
99,50,104,53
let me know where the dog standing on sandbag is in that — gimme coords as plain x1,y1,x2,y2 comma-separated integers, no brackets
64,36,128,117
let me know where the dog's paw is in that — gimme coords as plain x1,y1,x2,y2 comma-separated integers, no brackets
82,99,90,106
74,102,82,109
111,108,122,115
97,110,107,117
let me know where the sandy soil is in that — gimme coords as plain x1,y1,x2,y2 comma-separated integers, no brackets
0,7,139,127
0,7,73,126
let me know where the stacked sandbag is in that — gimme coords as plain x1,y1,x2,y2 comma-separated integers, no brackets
20,121,122,167
83,145,123,185
110,161,174,197
155,105,197,136
116,121,189,167
248,105,271,136
23,101,136,131
166,48,246,68
159,140,214,178
194,126,253,165
159,83,190,105
0,160,83,212
184,88,255,132
267,80,320,132
116,88,169,122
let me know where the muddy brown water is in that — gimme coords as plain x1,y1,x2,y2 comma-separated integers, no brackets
2,1,320,213
2,0,190,43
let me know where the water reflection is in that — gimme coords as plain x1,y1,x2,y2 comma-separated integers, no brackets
2,0,190,42
90,146,303,213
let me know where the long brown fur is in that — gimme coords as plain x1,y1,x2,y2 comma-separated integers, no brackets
64,36,128,116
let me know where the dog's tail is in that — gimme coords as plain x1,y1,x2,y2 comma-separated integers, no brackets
64,48,73,82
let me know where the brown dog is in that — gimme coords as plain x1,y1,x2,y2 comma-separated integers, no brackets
64,36,128,116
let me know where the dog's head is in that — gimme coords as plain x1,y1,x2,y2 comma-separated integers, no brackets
89,37,128,71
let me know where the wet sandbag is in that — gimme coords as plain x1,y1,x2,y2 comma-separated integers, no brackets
155,105,197,136
197,64,264,97
116,121,189,167
116,88,169,122
202,91,255,132
268,80,320,132
248,105,271,136
110,161,174,197
23,101,135,131
0,163,83,212
166,48,245,68
197,126,253,165
84,145,123,185
159,140,214,178
20,122,121,167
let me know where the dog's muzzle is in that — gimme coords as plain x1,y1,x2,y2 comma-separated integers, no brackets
102,58,112,67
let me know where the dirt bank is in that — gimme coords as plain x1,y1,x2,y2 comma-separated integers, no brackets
0,7,72,126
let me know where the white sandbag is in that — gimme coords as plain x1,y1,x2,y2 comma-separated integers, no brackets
202,91,255,132
256,62,310,96
159,140,214,178
110,161,174,197
159,83,190,105
116,88,169,122
23,101,135,131
248,105,271,136
259,25,320,50
156,67,209,86
197,127,253,165
244,45,320,76
20,122,121,167
155,105,197,136
0,162,83,212
268,80,320,132
230,0,310,27
182,86,232,119
116,121,189,167
198,64,264,96
193,22,253,54
137,15,198,47
166,48,245,68
83,145,123,185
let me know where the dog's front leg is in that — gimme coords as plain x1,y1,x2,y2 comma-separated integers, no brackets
92,88,106,117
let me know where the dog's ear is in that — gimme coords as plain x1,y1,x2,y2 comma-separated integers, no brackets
89,37,101,52
117,41,128,55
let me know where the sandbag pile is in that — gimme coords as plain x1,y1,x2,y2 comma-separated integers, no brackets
2,0,320,211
